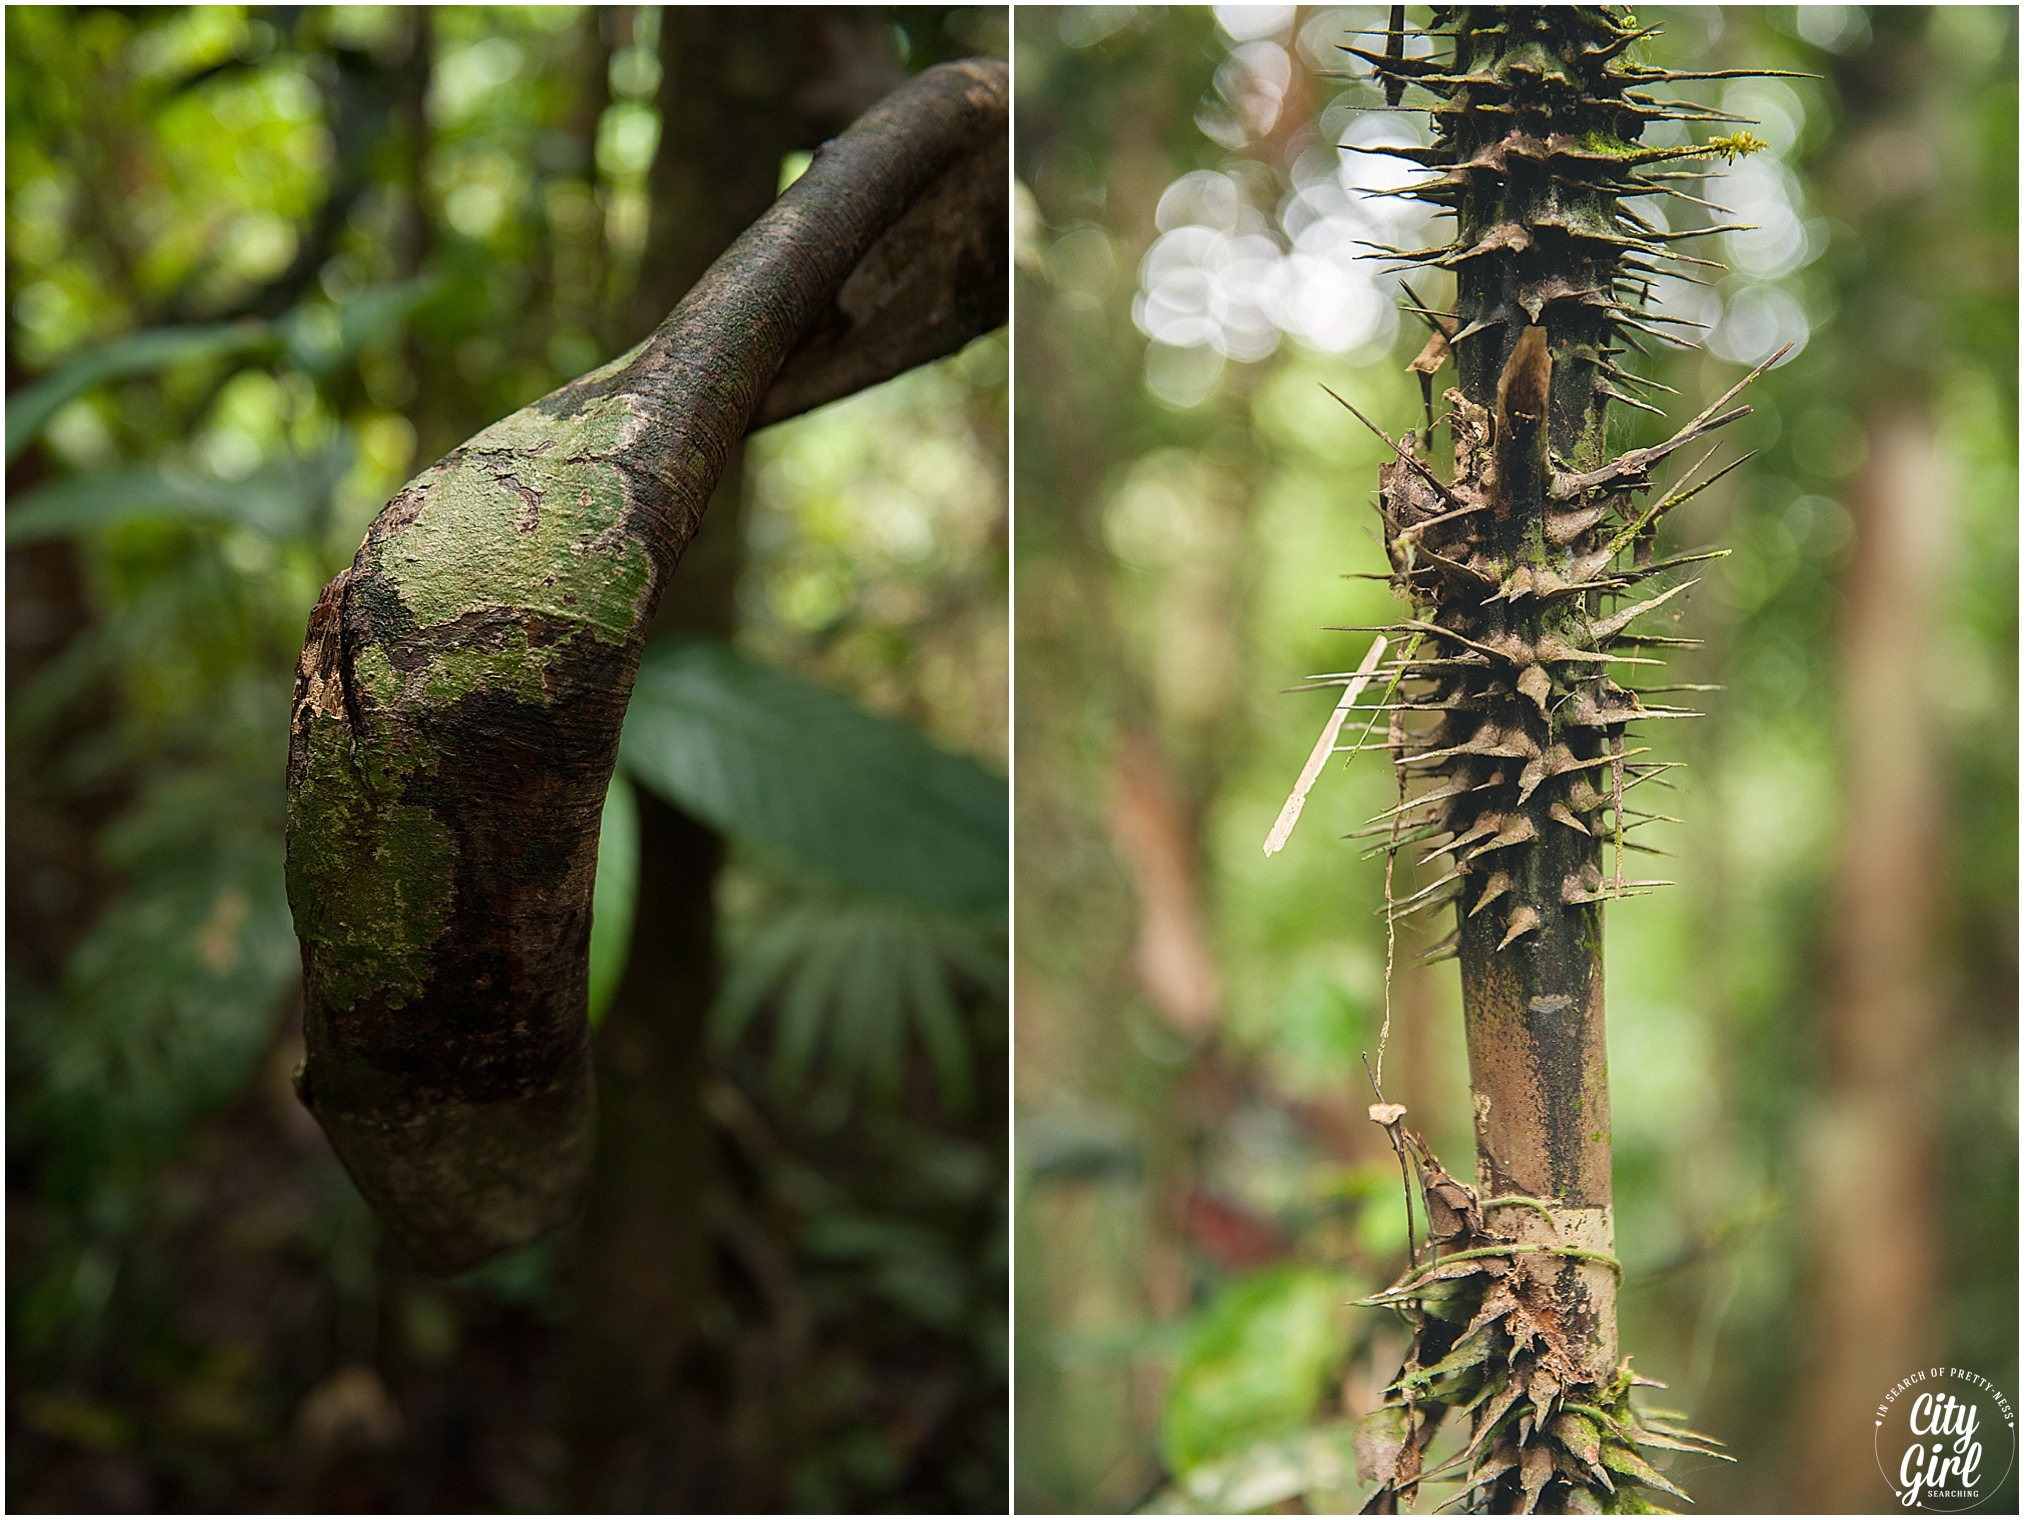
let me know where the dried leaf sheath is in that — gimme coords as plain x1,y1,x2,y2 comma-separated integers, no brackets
284,60,1007,1277
1333,9,1781,1512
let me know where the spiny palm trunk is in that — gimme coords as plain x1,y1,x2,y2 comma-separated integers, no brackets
1348,8,1779,1511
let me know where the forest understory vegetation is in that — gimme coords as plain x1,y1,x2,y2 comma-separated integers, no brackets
8,7,1010,1511
1015,5,2014,1514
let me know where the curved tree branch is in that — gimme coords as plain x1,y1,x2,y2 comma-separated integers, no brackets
285,58,1007,1276
755,117,1006,428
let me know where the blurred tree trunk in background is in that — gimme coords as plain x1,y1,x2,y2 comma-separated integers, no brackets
1108,732,1223,1041
560,10,902,1509
387,8,433,279
5,453,127,1011
1012,36,1203,1502
1012,13,1326,1506
1793,13,1954,1503
1798,406,1945,1510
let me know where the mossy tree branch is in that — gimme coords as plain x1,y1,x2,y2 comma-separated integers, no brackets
284,58,1007,1277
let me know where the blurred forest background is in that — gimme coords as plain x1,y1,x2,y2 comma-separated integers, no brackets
9,4,1007,1512
1014,5,2014,1514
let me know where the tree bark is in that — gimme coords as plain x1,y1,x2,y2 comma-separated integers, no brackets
285,58,1007,1277
1784,13,1989,1502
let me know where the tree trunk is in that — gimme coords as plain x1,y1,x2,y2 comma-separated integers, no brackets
560,792,727,1508
1784,12,1988,1503
557,13,914,1507
1792,408,1947,1510
284,58,1007,1278
1352,10,1772,1509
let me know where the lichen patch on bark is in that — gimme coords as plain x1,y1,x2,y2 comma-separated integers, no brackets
286,714,456,1014
374,451,655,647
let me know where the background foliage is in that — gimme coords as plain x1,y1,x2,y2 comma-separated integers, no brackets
1013,5,2014,1513
8,5,1007,1511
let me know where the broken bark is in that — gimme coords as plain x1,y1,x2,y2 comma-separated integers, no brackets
284,58,1007,1276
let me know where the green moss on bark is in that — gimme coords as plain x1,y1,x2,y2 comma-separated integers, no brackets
286,713,456,1013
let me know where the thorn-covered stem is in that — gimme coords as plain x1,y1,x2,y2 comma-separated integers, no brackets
1342,5,1776,1510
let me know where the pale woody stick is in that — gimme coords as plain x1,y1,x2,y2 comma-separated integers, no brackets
1262,635,1388,857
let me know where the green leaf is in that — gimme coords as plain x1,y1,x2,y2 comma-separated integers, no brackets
619,637,1006,914
6,321,280,464
838,916,905,1098
1147,1423,1364,1514
711,909,818,1047
907,943,972,1111
6,444,352,546
280,275,444,379
6,279,442,464
586,770,639,1028
774,917,857,1093
18,822,297,1195
713,895,997,1110
800,1211,968,1331
1160,1265,1358,1477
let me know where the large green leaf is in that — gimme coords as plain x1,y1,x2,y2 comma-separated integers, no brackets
711,894,1000,1109
1159,1265,1358,1478
5,444,351,546
5,321,280,464
619,638,1006,914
